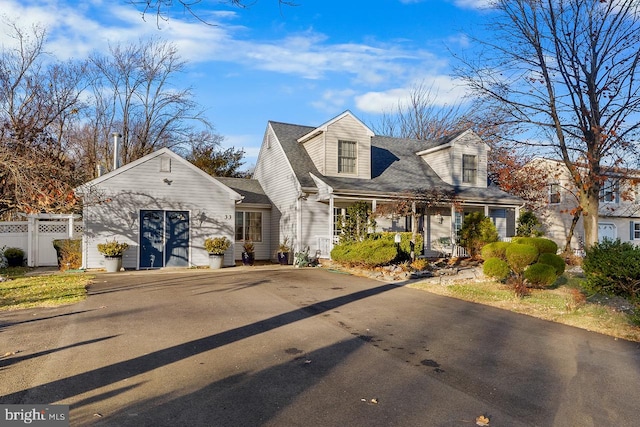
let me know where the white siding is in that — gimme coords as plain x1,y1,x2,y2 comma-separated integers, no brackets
233,208,272,261
303,133,326,175
254,126,302,258
301,198,330,255
323,114,372,179
419,131,488,188
83,152,237,269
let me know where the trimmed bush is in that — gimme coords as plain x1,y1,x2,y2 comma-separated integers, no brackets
459,212,499,257
3,247,25,267
538,253,565,276
511,237,558,255
506,243,539,274
331,239,398,267
369,232,423,261
583,239,640,299
481,241,511,261
524,263,558,288
53,239,82,271
483,257,510,281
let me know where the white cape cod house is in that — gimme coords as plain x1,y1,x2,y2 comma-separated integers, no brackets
78,111,523,270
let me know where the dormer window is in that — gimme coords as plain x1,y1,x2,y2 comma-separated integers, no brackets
462,154,477,184
338,140,357,174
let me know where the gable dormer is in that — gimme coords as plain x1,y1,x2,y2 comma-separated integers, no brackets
416,129,489,188
297,111,374,180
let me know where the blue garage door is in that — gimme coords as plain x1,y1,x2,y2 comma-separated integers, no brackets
140,210,189,269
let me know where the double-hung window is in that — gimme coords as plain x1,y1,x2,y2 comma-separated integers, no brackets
338,140,357,174
235,212,262,242
549,183,561,204
600,179,619,204
462,154,477,184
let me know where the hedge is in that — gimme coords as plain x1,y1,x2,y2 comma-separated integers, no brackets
511,237,558,255
524,263,558,287
506,243,539,274
330,239,398,267
483,257,510,281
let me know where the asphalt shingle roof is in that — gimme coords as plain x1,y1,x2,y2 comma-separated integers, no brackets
215,177,271,205
269,120,523,205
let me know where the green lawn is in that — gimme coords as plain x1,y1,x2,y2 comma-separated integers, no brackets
0,268,93,310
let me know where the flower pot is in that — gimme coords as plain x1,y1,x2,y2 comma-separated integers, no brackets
278,252,289,265
242,252,255,266
104,256,122,273
209,254,224,269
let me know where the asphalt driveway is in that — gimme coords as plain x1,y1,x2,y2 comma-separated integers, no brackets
1,266,640,426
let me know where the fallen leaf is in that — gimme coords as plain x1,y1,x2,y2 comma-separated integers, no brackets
476,415,490,426
93,413,103,418
360,398,367,402
371,398,379,404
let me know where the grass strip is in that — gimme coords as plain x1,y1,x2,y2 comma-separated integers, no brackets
0,274,93,311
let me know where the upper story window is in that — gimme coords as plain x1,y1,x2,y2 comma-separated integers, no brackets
600,178,619,204
549,183,561,204
338,140,357,174
462,154,477,184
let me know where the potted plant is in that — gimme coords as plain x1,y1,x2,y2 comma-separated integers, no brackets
204,236,231,269
97,239,129,273
277,237,291,265
241,240,255,266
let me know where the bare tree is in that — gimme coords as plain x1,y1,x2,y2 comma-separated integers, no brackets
127,0,298,25
0,22,86,217
457,0,640,248
84,38,210,173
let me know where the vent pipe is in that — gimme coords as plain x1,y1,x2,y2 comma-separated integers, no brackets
112,132,122,170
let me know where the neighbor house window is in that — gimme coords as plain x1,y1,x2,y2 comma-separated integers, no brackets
549,183,561,204
600,178,619,203
632,222,640,240
462,154,477,184
235,212,262,242
338,140,357,174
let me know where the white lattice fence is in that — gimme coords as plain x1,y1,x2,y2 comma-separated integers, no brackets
0,214,83,267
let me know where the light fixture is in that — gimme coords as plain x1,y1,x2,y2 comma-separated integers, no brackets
163,178,173,185
435,213,443,224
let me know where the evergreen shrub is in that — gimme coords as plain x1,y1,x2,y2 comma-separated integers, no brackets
511,237,558,255
538,253,565,275
480,241,511,261
3,247,25,267
483,257,510,281
331,239,398,267
506,243,539,274
523,263,558,288
369,232,423,261
583,239,640,299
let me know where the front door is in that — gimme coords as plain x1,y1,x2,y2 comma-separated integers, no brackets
140,210,190,269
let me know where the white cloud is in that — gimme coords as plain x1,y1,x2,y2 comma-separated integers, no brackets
453,0,495,10
354,75,470,114
311,89,357,113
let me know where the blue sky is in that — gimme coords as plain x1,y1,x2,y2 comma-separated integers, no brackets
0,0,494,169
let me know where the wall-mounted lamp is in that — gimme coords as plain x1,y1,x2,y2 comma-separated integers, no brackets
435,213,443,224
163,178,173,185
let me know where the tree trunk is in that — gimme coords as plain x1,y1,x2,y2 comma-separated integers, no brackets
580,190,600,249
563,211,581,254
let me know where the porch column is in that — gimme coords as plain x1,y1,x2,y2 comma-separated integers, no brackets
484,205,489,217
329,195,334,254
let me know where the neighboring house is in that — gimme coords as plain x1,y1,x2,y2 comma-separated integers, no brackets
254,111,524,259
529,158,640,252
77,111,524,270
77,148,271,270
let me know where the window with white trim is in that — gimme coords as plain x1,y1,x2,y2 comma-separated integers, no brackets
549,183,561,204
338,140,357,174
600,178,619,203
462,154,477,184
235,212,262,242
633,222,640,240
